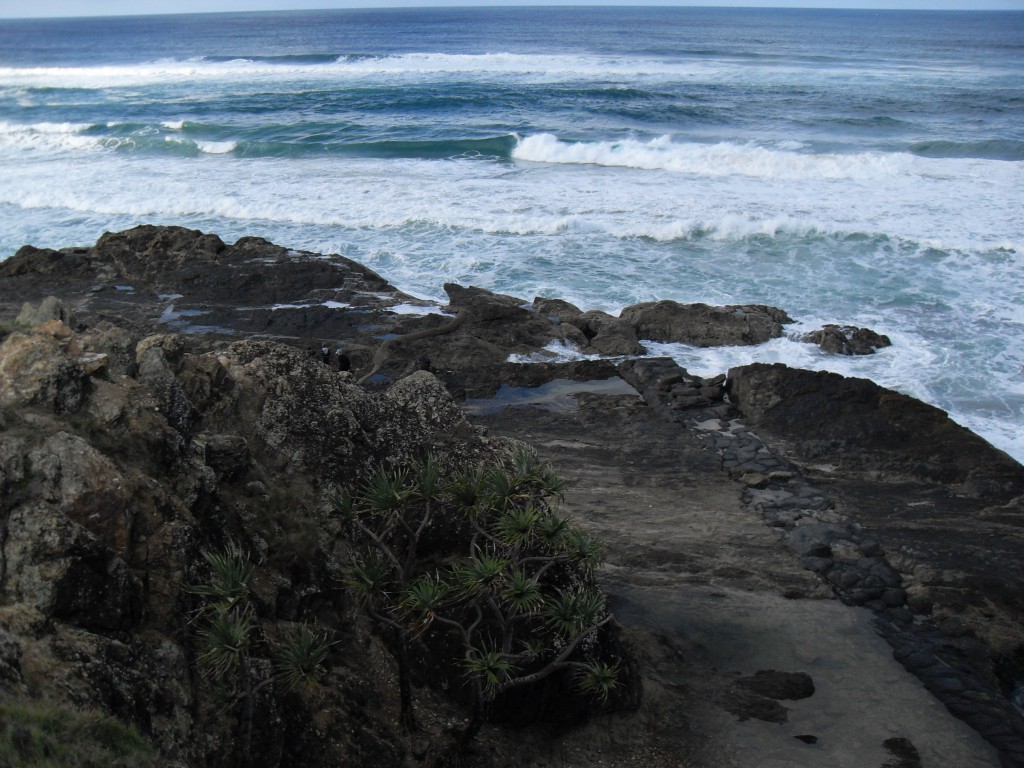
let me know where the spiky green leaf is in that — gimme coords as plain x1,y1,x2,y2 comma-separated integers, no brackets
575,662,620,702
497,506,542,547
358,466,411,515
464,647,513,692
565,528,604,571
346,550,394,596
452,552,508,595
500,569,544,614
191,546,254,611
401,573,453,628
275,623,334,689
542,588,606,637
197,610,254,680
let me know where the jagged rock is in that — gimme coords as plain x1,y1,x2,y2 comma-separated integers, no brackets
727,363,1024,500
202,434,251,480
620,300,792,346
16,296,76,329
445,283,532,324
444,283,557,350
0,318,507,767
560,321,590,349
532,296,583,323
136,333,186,367
0,245,93,279
0,329,85,414
569,310,646,356
802,324,892,355
138,345,194,435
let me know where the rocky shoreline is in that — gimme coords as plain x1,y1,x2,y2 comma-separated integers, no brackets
1,225,1023,767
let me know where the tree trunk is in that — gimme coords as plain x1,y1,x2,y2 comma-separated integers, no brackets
240,655,254,768
448,682,485,765
395,629,419,733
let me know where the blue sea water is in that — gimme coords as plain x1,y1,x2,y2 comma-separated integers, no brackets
0,7,1022,460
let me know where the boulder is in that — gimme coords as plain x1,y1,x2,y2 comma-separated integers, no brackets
569,310,646,356
92,224,227,283
532,297,583,323
801,324,891,355
0,245,93,279
0,330,84,414
16,296,76,329
620,300,792,346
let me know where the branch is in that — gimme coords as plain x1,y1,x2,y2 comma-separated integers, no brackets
433,614,472,647
494,615,612,695
352,518,403,573
366,604,410,635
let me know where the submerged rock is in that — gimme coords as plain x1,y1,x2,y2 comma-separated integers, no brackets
801,324,892,355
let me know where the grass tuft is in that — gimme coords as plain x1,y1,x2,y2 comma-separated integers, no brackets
0,700,160,767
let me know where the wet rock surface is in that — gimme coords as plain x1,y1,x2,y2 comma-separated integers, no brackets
801,323,892,355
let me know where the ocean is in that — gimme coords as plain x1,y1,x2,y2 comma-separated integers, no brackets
0,7,1022,461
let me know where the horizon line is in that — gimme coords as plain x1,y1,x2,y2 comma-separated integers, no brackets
2,3,1022,21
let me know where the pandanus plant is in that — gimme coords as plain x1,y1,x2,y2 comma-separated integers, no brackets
336,447,620,759
190,546,333,767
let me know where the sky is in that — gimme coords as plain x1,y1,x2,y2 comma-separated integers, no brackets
1,0,1022,18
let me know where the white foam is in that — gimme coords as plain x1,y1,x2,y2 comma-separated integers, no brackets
386,303,450,316
195,140,236,155
0,54,715,89
0,119,106,154
1,50,953,92
0,133,1020,460
507,340,599,364
512,133,910,181
162,120,185,130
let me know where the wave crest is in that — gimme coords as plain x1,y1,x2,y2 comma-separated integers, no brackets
511,133,910,180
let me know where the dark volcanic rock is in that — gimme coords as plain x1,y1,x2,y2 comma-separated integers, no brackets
718,686,790,724
571,310,646,356
735,670,815,700
0,311,509,767
532,296,584,323
444,282,556,349
726,363,1024,500
802,324,892,355
620,300,792,347
0,226,404,358
0,244,94,279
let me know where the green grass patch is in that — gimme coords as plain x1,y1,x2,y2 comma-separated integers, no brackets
0,700,160,767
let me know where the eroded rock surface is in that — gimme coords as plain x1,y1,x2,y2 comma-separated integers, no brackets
0,312,505,768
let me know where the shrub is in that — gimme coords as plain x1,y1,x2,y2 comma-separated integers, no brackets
337,447,623,755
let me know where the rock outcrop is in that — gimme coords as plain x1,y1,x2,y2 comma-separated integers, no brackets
620,300,792,346
726,363,1024,499
5,226,1024,768
0,309,508,767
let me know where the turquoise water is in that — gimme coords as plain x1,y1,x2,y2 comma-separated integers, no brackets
1,7,1022,460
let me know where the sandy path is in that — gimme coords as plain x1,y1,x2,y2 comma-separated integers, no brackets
474,392,1000,767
